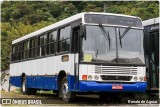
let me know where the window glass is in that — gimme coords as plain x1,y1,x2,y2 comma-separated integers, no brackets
12,45,16,54
49,31,57,42
40,35,44,45
29,38,36,58
24,40,29,50
17,43,22,60
12,45,17,61
47,30,57,55
23,40,29,59
37,34,46,57
60,26,71,40
58,26,71,52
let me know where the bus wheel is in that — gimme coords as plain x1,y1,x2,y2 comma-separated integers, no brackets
21,76,31,95
61,76,75,102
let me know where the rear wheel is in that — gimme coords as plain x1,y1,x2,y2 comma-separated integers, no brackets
61,76,75,102
21,76,35,95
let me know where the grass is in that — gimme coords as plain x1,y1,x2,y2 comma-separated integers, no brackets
37,90,53,94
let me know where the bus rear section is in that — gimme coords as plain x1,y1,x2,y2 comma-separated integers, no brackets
10,12,147,102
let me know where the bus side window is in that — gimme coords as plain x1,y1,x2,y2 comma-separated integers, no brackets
12,45,16,62
17,43,22,61
37,34,46,57
23,40,29,59
58,26,71,53
37,36,42,57
29,37,36,58
47,30,57,55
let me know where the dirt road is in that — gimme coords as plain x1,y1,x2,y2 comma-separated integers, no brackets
1,90,159,106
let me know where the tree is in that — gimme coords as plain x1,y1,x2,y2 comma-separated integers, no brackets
1,1,159,70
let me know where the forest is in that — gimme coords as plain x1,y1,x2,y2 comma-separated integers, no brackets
1,1,159,70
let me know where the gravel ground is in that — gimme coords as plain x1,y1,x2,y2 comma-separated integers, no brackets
1,90,159,106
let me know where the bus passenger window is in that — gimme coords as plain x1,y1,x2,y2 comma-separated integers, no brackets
23,40,29,59
37,34,46,57
12,45,17,61
58,26,71,53
17,43,22,61
47,30,57,55
29,37,36,58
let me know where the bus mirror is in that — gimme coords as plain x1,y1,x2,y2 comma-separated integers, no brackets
80,25,86,40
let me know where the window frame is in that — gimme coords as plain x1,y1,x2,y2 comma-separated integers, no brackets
10,19,82,63
57,25,71,54
46,30,58,56
37,33,47,58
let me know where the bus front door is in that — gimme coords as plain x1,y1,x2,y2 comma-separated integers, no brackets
72,26,80,90
149,31,159,89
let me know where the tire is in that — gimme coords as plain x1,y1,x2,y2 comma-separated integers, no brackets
61,76,75,102
21,76,32,95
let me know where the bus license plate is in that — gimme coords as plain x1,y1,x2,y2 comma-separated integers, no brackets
112,85,123,90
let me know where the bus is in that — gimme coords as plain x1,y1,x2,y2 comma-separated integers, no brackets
143,17,159,92
10,12,147,102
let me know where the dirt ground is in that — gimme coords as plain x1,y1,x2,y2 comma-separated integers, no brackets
1,90,159,106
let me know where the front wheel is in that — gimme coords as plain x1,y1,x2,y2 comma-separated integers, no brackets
61,76,75,102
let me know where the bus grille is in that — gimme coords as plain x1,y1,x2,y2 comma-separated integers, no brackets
100,75,132,81
92,65,138,75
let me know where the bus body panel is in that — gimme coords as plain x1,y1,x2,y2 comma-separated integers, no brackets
10,54,77,90
10,54,76,76
79,81,147,92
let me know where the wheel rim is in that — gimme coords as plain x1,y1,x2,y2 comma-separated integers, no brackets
22,79,26,92
62,81,69,98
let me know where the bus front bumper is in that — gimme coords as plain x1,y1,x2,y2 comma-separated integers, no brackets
79,81,147,92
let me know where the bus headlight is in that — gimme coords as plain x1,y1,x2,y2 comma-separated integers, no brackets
139,76,143,81
94,75,99,80
88,75,92,80
133,76,138,81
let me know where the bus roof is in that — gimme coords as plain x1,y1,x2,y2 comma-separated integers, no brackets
12,12,140,44
142,17,159,26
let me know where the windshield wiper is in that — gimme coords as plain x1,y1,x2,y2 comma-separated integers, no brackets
99,25,111,49
119,27,131,48
95,49,99,62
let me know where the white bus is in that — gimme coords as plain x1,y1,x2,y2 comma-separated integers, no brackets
10,12,147,102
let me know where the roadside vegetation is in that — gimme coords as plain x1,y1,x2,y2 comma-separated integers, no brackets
1,1,159,70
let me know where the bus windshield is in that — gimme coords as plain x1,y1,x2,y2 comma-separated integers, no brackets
81,25,145,65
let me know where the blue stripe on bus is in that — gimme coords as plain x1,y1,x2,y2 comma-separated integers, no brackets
10,76,58,90
68,75,79,91
10,76,22,87
79,81,147,92
10,76,147,92
10,75,79,91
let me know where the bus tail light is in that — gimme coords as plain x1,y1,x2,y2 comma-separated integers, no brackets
82,75,87,80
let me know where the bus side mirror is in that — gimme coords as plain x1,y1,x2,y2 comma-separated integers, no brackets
80,25,86,40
